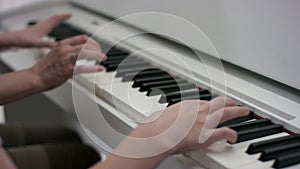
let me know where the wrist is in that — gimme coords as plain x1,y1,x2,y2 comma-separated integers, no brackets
122,125,176,157
0,31,20,47
27,67,47,92
127,114,182,156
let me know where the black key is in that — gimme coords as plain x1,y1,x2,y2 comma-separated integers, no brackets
49,23,84,39
106,47,128,56
273,151,300,168
116,66,154,77
106,54,129,61
106,61,149,72
28,21,37,26
159,89,210,103
101,57,136,67
132,71,169,81
167,94,212,106
46,22,86,41
218,111,255,127
227,119,271,132
130,69,165,79
259,142,300,161
122,69,166,82
247,134,300,154
132,75,176,88
235,124,283,143
50,28,81,37
147,83,197,96
139,79,187,92
101,59,124,67
95,54,130,65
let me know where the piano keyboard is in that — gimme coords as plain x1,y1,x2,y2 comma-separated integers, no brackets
31,21,300,169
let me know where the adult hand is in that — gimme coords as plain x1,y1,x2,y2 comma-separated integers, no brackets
95,97,249,169
8,14,71,48
126,97,249,155
31,35,106,90
169,98,249,153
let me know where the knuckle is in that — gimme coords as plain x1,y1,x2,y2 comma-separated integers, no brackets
59,45,70,53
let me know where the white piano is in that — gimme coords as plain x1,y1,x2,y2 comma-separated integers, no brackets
1,0,300,168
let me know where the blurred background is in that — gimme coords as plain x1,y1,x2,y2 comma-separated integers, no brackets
0,0,47,12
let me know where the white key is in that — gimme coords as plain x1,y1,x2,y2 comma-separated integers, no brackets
96,81,167,122
76,71,119,92
76,59,96,66
188,132,289,169
231,161,274,169
75,59,121,90
76,68,167,122
236,158,300,169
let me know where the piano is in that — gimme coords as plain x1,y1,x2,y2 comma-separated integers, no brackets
1,1,300,169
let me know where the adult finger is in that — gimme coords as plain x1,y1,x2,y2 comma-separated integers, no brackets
86,38,102,50
71,44,105,60
72,43,97,54
80,50,106,61
35,40,57,48
59,35,89,46
174,100,208,112
74,65,105,75
205,97,238,114
203,127,238,146
48,13,72,27
204,106,249,129
71,44,84,52
83,42,100,51
72,40,101,54
102,54,108,61
178,100,208,105
212,106,249,124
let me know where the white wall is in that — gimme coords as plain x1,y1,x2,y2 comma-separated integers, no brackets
0,0,48,12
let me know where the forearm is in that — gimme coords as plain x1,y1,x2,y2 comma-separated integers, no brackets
0,68,44,105
0,31,20,50
91,122,173,169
